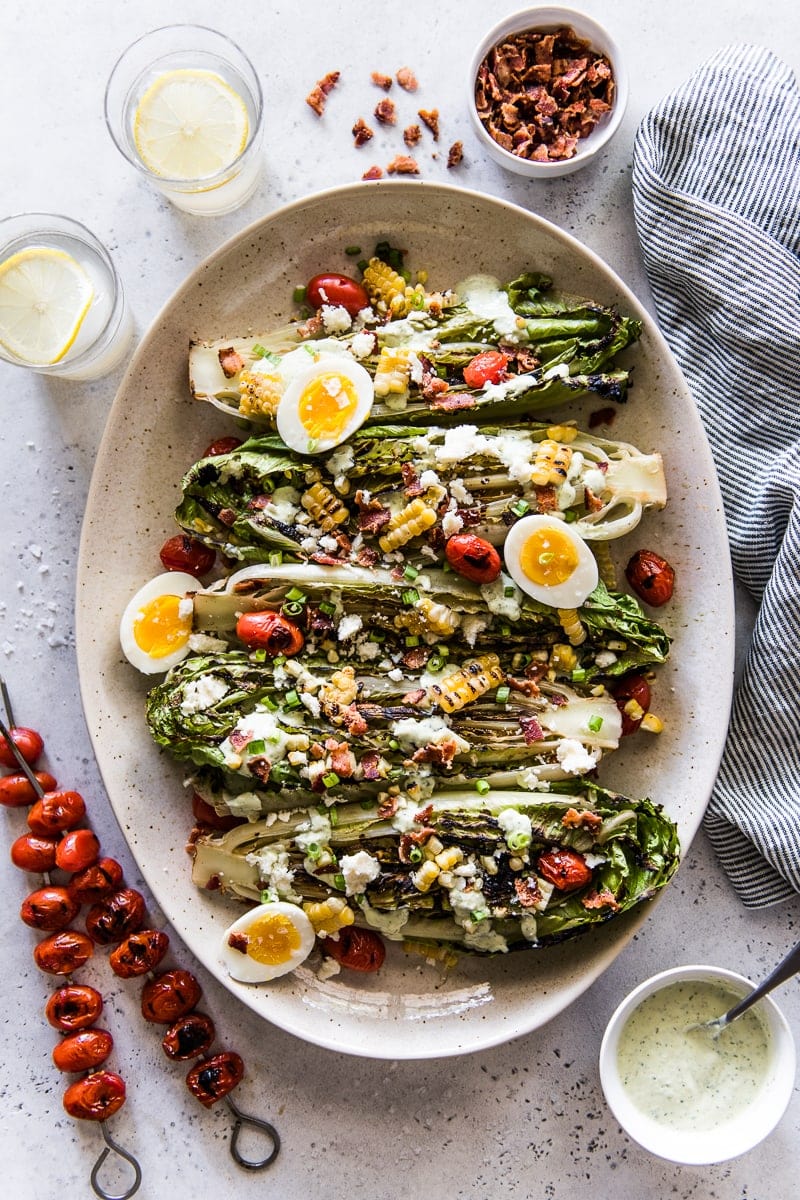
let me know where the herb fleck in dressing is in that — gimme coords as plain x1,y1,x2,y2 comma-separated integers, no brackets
616,981,772,1131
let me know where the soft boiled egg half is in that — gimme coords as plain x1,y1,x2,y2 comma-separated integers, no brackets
220,901,315,983
275,352,374,455
504,515,599,608
119,571,198,674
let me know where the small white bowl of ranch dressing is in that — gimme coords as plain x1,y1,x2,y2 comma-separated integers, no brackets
599,964,796,1164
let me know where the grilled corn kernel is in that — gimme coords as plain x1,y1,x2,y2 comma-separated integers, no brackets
373,346,412,397
303,898,355,936
402,939,459,969
558,608,587,647
423,836,444,859
412,861,441,892
550,643,578,674
435,847,464,872
395,597,460,638
640,712,664,733
363,257,426,317
301,482,349,531
238,369,282,418
623,698,645,721
320,664,358,713
546,424,579,444
427,653,505,713
531,439,573,487
378,498,437,553
592,541,618,590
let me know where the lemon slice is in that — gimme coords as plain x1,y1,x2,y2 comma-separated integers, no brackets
0,247,95,365
133,68,249,180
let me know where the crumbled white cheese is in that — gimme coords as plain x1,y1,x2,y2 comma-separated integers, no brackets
583,852,607,868
391,715,470,753
555,738,599,775
301,536,319,553
178,598,194,620
418,469,440,489
449,477,473,505
300,693,321,719
179,674,228,714
496,808,533,842
220,709,292,766
387,667,404,682
441,509,463,538
357,640,381,661
337,613,363,641
460,614,488,648
246,844,299,901
480,573,522,620
339,850,381,896
317,957,341,980
350,330,376,359
270,486,301,525
294,809,332,852
447,878,488,923
543,362,570,380
320,535,339,552
320,304,353,334
594,650,618,668
187,633,228,653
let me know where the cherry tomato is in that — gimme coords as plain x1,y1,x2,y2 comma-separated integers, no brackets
63,1071,126,1121
34,930,94,975
20,886,79,931
53,1029,114,1073
186,1051,244,1107
611,674,652,736
191,791,242,831
27,789,86,836
625,549,675,607
235,611,304,656
85,888,146,945
202,435,242,458
46,984,103,1031
322,927,385,972
0,726,44,769
10,832,59,872
55,829,100,873
162,1012,216,1061
159,534,216,578
463,350,510,389
68,857,124,904
445,533,502,584
0,771,57,808
306,272,369,317
537,849,593,892
109,929,170,978
141,969,202,1024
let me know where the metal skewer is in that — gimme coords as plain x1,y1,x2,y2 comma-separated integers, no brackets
226,1093,281,1170
90,1124,143,1200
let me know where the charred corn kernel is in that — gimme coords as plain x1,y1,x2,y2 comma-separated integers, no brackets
301,482,349,531
378,498,437,552
531,439,573,486
508,856,524,872
640,712,664,733
320,664,358,712
303,898,355,936
412,861,441,892
546,424,579,443
550,642,578,673
373,346,413,397
558,608,587,647
423,836,444,859
238,369,282,418
592,540,618,589
435,846,464,871
427,653,505,713
402,939,459,969
590,684,606,696
624,698,645,721
481,855,499,876
395,597,460,637
363,257,426,317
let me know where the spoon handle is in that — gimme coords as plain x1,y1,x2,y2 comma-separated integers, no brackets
722,938,800,1027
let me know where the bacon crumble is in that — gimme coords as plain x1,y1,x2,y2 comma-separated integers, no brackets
305,71,341,117
396,67,419,92
387,154,420,175
374,97,397,125
446,141,464,168
418,108,440,140
352,116,375,147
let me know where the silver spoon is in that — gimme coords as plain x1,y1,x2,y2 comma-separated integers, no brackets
688,938,800,1038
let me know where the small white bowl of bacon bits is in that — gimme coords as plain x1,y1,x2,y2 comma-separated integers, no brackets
468,7,628,178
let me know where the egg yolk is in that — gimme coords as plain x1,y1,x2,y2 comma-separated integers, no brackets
298,373,359,441
519,527,579,587
244,912,302,965
133,594,192,658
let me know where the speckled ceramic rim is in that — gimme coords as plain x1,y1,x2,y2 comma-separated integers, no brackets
468,6,629,178
77,180,735,1058
599,964,796,1163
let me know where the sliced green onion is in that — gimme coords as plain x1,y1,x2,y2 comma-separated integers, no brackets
588,715,604,733
293,285,307,304
475,779,491,796
564,509,578,523
405,635,420,647
272,654,287,667
303,343,317,357
253,648,267,662
251,342,268,358
345,245,362,256
511,500,530,517
284,689,301,708
495,685,510,705
402,587,420,605
286,587,306,602
571,668,587,683
409,846,423,864
269,551,283,567
261,696,278,711
370,629,385,642
334,872,346,891
538,552,555,565
306,842,322,861
504,585,517,597
260,889,276,904
400,267,411,283
442,562,452,573
282,600,304,617
507,831,531,851
472,909,489,923
329,805,339,826
356,259,368,274
319,600,336,616
403,565,419,581
411,291,425,310
388,738,400,751
499,623,511,637
247,739,267,756
436,644,450,658
306,439,317,453
427,654,444,673
322,772,340,789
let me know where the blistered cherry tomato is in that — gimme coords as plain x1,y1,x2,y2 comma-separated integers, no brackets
537,849,593,893
53,1028,114,1073
109,929,170,978
162,1012,216,1061
462,350,510,389
191,791,242,831
611,674,652,736
159,534,216,578
625,549,675,607
306,273,369,317
34,930,94,975
20,886,79,931
85,888,146,945
141,969,202,1024
27,789,86,836
10,832,59,872
46,984,103,1031
202,435,242,458
0,726,44,769
68,857,124,904
63,1071,126,1121
186,1051,244,1106
322,926,385,972
235,611,304,656
0,771,57,808
444,533,502,585
55,829,100,873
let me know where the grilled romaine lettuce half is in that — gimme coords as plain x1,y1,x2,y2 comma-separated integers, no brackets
175,423,665,564
189,783,680,953
145,649,625,816
188,270,641,428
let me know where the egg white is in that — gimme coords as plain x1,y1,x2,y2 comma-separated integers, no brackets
220,901,315,983
276,354,374,455
119,571,198,674
504,515,598,608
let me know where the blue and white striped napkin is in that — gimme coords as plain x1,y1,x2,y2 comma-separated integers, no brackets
632,45,800,907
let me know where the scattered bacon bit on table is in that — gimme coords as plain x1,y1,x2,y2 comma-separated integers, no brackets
446,140,464,168
404,123,422,147
371,71,393,90
305,70,341,117
387,154,420,175
418,108,440,140
396,66,419,92
352,116,374,146
475,27,615,161
374,97,397,125
362,164,383,180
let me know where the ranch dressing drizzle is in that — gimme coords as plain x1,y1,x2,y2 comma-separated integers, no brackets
616,981,772,1131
